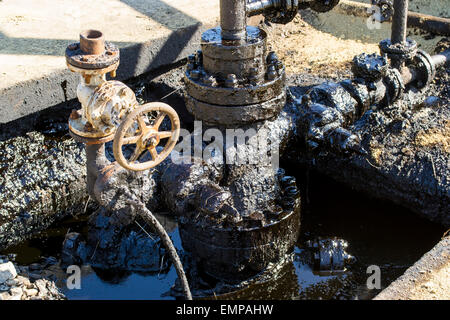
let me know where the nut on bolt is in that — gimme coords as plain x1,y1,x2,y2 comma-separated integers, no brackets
267,65,278,80
248,67,259,84
189,69,201,80
267,51,278,65
187,54,197,71
203,75,217,87
225,74,238,88
68,43,79,51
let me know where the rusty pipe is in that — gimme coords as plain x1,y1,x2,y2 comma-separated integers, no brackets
79,29,105,55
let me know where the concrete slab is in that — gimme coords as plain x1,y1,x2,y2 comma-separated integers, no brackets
0,0,220,124
374,236,450,300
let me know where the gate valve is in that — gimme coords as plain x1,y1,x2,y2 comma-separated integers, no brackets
66,30,180,172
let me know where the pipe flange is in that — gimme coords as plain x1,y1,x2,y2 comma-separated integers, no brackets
185,92,286,126
263,0,299,24
379,38,418,62
184,68,285,106
201,26,267,81
411,49,436,89
309,0,340,13
351,53,389,82
383,68,405,104
68,125,115,145
66,41,120,70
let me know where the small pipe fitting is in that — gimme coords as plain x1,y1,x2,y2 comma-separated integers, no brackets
80,29,105,55
66,30,137,141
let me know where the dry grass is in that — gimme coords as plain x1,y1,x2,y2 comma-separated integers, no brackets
415,121,450,153
264,16,380,77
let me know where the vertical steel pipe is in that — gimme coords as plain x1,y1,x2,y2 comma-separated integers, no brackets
220,0,247,41
391,0,409,44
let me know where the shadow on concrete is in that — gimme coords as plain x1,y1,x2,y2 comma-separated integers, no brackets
0,61,193,141
0,31,135,55
0,0,202,74
118,0,202,75
120,0,199,31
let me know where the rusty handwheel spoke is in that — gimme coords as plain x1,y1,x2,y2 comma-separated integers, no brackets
130,145,145,162
152,113,166,129
148,147,158,160
137,115,148,130
113,102,180,171
122,134,141,145
156,131,173,139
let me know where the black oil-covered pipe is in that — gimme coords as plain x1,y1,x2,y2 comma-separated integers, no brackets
86,144,110,199
391,0,409,44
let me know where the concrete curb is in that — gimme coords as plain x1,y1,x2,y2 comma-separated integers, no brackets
0,23,213,125
374,236,450,300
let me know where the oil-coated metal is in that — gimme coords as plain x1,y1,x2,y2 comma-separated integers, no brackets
220,0,247,41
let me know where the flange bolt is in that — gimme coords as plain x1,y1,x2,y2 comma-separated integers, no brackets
189,69,201,80
267,51,279,65
267,65,278,80
225,74,238,88
203,75,217,87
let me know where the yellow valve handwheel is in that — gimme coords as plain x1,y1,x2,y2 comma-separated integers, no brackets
113,102,180,171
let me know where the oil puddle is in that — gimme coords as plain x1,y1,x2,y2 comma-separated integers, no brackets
1,171,445,300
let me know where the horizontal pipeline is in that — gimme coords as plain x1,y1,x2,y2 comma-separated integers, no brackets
335,0,450,36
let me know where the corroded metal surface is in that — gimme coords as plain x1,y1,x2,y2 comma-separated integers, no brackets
165,161,301,282
113,103,180,171
185,25,286,124
66,29,120,70
201,26,267,81
185,91,286,126
185,66,285,105
179,204,300,282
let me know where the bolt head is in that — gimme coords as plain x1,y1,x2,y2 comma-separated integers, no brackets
188,54,196,64
68,43,79,51
225,74,238,88
267,65,277,80
189,69,201,80
267,51,278,64
196,50,203,64
203,75,217,86
149,137,158,146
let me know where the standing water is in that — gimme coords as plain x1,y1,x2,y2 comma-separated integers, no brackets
1,168,445,300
